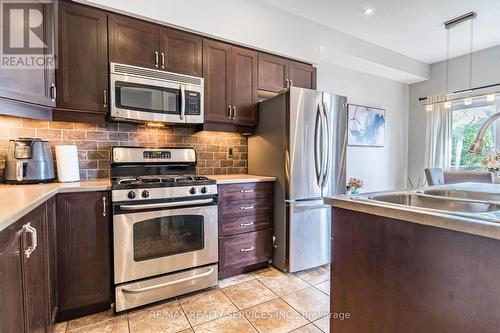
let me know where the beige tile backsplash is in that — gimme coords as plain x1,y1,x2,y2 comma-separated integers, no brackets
0,115,248,180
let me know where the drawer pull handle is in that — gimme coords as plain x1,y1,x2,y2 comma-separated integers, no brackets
240,222,254,226
240,205,254,210
240,246,254,252
240,189,254,193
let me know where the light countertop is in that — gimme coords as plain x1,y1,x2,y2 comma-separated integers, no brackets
325,183,500,241
206,174,276,184
0,179,111,232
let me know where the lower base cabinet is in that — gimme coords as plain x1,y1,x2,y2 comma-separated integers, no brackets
56,191,111,321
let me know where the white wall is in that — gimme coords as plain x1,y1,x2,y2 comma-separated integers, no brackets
318,61,410,192
408,45,500,185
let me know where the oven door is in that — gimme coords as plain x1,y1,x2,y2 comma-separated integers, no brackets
113,203,218,284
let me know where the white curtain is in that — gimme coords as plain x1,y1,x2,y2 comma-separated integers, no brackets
424,95,452,170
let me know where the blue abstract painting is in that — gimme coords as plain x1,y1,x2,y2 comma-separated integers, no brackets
348,104,385,147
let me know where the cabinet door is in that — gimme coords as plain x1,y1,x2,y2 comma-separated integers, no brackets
203,39,232,124
56,192,111,321
289,61,317,90
57,2,108,113
231,47,258,126
108,14,159,69
0,2,55,107
22,204,50,333
257,53,288,93
159,28,202,77
0,220,25,333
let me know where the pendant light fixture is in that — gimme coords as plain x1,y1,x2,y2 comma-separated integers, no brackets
443,12,477,108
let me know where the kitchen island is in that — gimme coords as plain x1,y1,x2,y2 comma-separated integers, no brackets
325,183,500,333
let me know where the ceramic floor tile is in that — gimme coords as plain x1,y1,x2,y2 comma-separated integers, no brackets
294,267,330,285
321,264,331,271
291,323,323,333
179,288,238,326
314,316,330,332
315,281,330,295
258,272,310,296
222,280,277,310
128,301,191,333
68,317,129,333
218,273,255,288
179,329,195,333
244,298,308,333
192,312,257,333
66,309,119,331
250,266,284,279
281,286,330,322
53,321,68,333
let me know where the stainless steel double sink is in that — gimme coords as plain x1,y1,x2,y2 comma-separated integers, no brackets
359,188,500,223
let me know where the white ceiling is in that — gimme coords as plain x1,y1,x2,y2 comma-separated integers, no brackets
258,0,500,64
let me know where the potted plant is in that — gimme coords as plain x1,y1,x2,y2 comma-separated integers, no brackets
347,178,364,194
481,151,500,183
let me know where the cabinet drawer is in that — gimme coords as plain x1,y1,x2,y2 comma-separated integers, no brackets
219,229,273,272
219,198,272,220
220,214,272,236
218,182,273,202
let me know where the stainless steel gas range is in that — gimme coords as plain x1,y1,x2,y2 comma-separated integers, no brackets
111,147,218,312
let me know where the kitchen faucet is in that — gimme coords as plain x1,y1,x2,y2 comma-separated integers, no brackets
468,112,500,154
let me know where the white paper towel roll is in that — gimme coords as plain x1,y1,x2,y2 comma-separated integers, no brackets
56,145,80,182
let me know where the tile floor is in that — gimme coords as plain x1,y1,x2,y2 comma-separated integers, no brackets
54,265,331,333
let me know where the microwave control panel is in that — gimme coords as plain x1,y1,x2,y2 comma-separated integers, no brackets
184,91,201,115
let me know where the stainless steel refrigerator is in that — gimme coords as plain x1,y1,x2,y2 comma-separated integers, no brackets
248,87,347,273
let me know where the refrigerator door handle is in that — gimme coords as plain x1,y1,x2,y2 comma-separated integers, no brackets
314,103,323,187
321,101,331,189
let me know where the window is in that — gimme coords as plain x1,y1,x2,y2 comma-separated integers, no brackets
450,101,498,170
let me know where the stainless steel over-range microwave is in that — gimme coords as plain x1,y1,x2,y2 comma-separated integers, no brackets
110,62,204,125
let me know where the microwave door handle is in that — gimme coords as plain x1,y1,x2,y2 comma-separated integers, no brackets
119,198,213,211
180,85,186,121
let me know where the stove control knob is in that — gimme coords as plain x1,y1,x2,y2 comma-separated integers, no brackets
142,190,150,198
189,187,197,195
127,191,136,199
200,186,208,194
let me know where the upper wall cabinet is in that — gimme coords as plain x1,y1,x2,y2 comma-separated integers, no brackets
108,14,159,69
159,28,203,77
203,39,257,127
109,15,202,77
258,53,316,93
0,2,55,108
55,2,108,124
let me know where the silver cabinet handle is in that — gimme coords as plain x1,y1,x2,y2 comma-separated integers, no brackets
228,105,232,119
102,196,107,216
232,106,236,119
23,223,37,259
122,267,214,294
240,189,254,193
240,246,254,252
240,205,254,210
161,52,165,69
50,83,56,102
154,51,159,68
103,89,107,109
240,222,254,226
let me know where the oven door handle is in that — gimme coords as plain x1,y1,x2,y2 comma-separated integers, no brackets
119,198,213,211
121,267,215,294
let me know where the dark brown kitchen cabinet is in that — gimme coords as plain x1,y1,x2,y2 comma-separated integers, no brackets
203,39,258,127
0,203,51,333
159,28,203,77
55,191,111,321
108,14,159,69
218,181,274,278
0,1,55,108
258,53,316,92
54,1,108,124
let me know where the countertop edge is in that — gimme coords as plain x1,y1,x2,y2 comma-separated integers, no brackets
206,175,277,184
0,180,111,232
325,196,500,241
